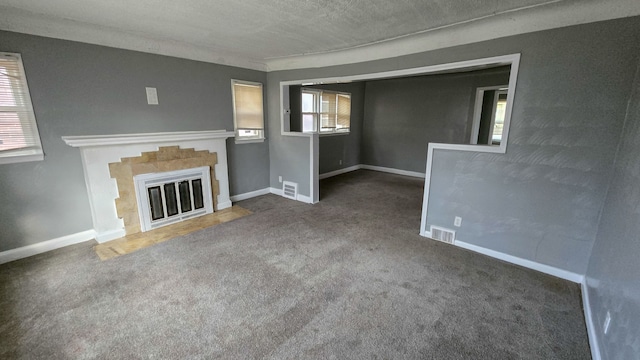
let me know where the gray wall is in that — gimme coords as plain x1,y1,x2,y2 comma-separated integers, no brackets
585,60,640,359
289,83,366,174
362,68,510,172
425,19,640,274
267,17,640,276
0,30,269,252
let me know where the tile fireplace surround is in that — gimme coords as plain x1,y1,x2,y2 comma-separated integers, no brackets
63,130,235,243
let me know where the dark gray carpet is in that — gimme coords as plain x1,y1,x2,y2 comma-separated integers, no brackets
0,170,591,359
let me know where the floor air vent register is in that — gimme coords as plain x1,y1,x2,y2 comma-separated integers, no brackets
282,181,298,200
430,225,456,244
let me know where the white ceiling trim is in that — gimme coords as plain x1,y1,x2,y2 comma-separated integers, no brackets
265,0,640,71
0,6,269,71
0,1,638,72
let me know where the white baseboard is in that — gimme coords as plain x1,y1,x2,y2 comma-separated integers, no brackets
421,232,584,283
455,240,585,283
0,229,96,265
270,187,314,204
319,165,361,180
454,240,584,283
95,228,126,243
297,194,313,204
217,200,232,210
230,188,270,202
582,281,602,360
360,164,425,178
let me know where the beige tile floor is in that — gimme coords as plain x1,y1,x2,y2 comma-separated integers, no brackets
94,206,252,260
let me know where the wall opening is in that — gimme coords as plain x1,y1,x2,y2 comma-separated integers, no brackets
278,54,521,217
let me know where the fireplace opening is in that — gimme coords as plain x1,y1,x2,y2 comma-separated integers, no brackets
147,179,203,220
134,166,213,232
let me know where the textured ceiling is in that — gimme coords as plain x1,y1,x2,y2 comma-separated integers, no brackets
0,0,638,70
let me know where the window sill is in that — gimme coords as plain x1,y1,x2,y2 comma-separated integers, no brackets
234,138,265,144
319,132,350,137
0,152,44,165
300,131,350,137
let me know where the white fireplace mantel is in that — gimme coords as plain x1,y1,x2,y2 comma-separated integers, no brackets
63,130,235,243
63,130,234,147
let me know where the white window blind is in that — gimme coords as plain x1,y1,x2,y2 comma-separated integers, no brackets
320,92,337,131
0,52,43,164
303,89,350,134
231,80,264,142
337,94,351,130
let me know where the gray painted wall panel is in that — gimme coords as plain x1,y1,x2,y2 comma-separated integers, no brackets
267,17,640,275
586,61,640,360
226,139,270,196
268,132,311,196
361,68,510,172
0,31,268,251
266,71,315,197
425,20,640,274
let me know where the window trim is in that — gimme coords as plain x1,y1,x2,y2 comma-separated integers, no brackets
230,79,265,144
0,52,44,165
301,88,351,135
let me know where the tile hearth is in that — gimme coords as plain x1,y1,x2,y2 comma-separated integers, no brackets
94,205,251,260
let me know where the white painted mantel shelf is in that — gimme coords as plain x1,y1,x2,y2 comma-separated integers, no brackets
63,130,235,243
62,130,235,147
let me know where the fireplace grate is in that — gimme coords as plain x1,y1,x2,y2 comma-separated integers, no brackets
134,166,213,232
147,179,205,221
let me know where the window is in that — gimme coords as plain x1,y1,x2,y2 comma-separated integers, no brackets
301,91,318,132
231,80,264,142
0,52,43,164
470,86,508,146
491,92,508,144
301,89,350,134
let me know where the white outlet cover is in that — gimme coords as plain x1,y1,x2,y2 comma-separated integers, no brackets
454,216,462,227
278,176,282,183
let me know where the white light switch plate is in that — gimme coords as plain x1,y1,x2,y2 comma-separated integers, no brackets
146,87,158,105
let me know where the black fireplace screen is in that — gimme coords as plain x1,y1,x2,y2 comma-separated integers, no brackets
147,178,205,222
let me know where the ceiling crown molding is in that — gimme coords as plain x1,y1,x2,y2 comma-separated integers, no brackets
0,6,269,71
264,0,640,71
1,1,639,72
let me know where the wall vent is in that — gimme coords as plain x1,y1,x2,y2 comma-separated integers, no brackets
282,181,298,200
430,225,456,244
